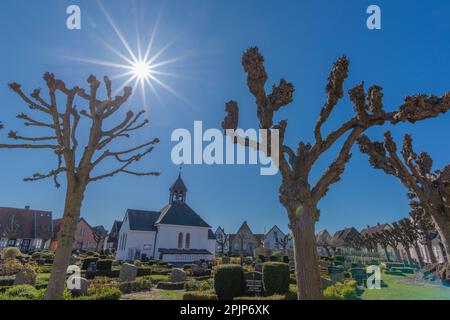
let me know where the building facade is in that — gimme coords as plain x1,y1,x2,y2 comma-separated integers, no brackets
0,206,52,252
115,174,215,263
50,217,98,252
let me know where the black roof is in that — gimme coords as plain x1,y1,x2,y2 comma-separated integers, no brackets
158,248,212,255
170,174,187,193
156,202,211,228
208,229,216,240
127,209,160,231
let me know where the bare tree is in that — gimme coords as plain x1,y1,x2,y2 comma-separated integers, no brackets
0,73,159,299
409,203,438,263
276,234,291,254
391,219,424,266
221,47,449,299
380,229,402,261
372,232,392,261
216,230,230,255
358,132,450,260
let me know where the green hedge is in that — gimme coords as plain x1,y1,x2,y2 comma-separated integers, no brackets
183,291,218,300
85,269,120,279
214,264,245,300
156,281,186,290
137,267,153,277
262,262,290,295
119,278,153,294
96,259,113,271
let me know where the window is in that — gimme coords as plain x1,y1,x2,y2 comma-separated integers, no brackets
178,232,183,249
79,228,85,236
185,233,191,249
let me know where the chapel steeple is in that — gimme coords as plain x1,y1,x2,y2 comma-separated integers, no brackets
169,173,187,204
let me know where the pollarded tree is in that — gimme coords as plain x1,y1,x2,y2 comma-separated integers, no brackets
379,228,402,262
222,47,450,299
357,132,450,260
0,73,159,299
372,231,392,261
392,218,424,266
409,204,438,263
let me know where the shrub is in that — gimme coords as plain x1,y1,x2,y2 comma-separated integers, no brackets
2,247,21,260
74,287,122,300
31,252,41,260
323,280,358,300
262,262,290,295
0,276,15,286
214,264,245,300
156,281,185,290
185,279,214,292
183,291,218,300
0,258,25,276
2,285,40,300
96,259,113,271
119,277,153,294
137,267,152,277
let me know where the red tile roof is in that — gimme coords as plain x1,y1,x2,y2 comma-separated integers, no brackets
0,206,52,239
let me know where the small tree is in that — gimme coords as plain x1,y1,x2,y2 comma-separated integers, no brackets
0,73,159,299
276,234,291,254
222,47,449,299
216,230,230,255
391,219,423,266
357,132,450,259
380,229,402,261
371,232,391,261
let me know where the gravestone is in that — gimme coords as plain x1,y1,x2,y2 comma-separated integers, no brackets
288,261,295,270
319,260,331,269
119,263,137,282
255,263,263,273
244,271,263,296
170,268,187,282
14,269,36,285
71,277,89,296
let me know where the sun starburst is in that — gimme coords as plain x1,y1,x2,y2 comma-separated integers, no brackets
67,1,187,108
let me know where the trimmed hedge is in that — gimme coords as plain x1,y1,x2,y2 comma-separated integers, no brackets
156,281,185,290
96,259,113,271
262,262,290,295
214,264,245,300
85,269,120,279
137,267,153,277
183,291,218,300
119,278,153,294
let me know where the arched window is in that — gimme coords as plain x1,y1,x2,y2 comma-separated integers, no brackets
178,232,183,249
185,233,191,249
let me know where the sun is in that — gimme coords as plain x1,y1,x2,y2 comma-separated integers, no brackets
67,2,187,107
130,59,152,81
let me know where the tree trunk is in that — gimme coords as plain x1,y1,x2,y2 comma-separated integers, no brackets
413,244,424,267
45,182,86,300
404,248,413,266
430,214,450,260
383,246,390,262
289,209,323,300
393,247,401,262
425,240,437,264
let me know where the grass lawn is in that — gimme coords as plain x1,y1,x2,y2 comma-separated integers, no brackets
362,273,450,300
120,289,184,300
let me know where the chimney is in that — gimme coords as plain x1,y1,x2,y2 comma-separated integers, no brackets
377,222,381,226
25,205,30,210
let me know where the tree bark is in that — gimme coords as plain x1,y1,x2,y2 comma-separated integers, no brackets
413,244,424,267
430,214,450,260
425,240,437,264
404,248,413,266
382,246,390,261
45,181,86,300
289,209,323,300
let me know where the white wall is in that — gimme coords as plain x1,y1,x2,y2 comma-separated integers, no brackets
155,224,210,254
264,226,286,251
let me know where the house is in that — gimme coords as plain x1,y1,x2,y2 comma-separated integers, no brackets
50,217,98,252
316,229,331,246
103,220,122,251
0,206,52,252
264,225,291,252
214,226,229,254
115,174,215,263
228,222,265,256
329,227,360,248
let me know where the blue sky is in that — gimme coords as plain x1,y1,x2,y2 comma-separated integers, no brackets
0,0,449,235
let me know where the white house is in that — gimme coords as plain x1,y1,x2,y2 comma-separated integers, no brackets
115,174,215,263
264,225,292,252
